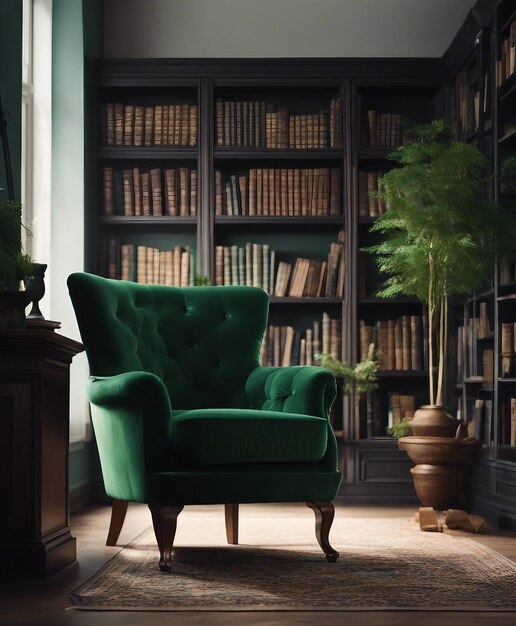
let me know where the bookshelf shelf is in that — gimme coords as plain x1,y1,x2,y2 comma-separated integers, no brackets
99,216,197,225
358,217,378,225
269,296,344,305
356,147,394,159
497,292,516,302
214,148,345,160
358,297,421,306
498,129,516,145
376,370,429,378
467,289,494,303
97,147,198,160
499,74,516,101
477,334,495,342
464,377,484,384
498,8,516,34
214,216,344,226
497,447,516,462
498,378,516,384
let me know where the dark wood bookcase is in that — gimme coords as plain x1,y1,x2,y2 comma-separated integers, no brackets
444,0,516,530
493,0,516,473
88,23,514,509
88,59,444,503
447,19,496,468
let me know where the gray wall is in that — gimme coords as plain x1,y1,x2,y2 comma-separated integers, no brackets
104,0,476,59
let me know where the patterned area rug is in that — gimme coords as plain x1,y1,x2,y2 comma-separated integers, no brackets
70,507,516,611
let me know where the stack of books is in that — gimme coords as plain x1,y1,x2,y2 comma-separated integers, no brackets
359,315,427,371
260,313,342,367
214,231,345,297
102,166,197,217
104,238,194,286
215,168,341,216
100,102,198,146
215,93,343,148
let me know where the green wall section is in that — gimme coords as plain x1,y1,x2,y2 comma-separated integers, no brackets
52,0,104,495
52,0,89,495
0,0,22,200
83,0,104,274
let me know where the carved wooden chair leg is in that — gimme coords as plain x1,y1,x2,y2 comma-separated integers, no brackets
148,503,184,572
306,501,339,562
225,503,239,544
106,499,128,546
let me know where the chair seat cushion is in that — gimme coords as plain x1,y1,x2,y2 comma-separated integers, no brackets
171,408,328,466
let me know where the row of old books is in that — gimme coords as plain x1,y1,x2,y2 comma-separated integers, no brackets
214,232,345,297
215,95,343,148
501,322,516,378
388,393,416,426
456,306,492,381
100,102,198,146
104,237,195,286
500,258,516,286
358,171,387,218
364,111,402,148
358,391,416,439
359,316,427,371
461,397,493,446
215,168,341,217
260,314,342,367
500,398,516,447
453,68,481,138
497,21,516,86
102,167,197,217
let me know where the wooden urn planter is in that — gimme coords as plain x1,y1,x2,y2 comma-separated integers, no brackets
398,436,482,510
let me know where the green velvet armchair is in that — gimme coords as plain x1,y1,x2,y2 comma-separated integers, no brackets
68,272,342,571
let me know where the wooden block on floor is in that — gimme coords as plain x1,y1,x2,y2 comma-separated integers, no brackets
418,507,443,532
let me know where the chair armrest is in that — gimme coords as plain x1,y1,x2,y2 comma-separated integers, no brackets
245,366,336,419
87,372,175,502
88,371,171,410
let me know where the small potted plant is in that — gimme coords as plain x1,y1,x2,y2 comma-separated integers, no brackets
0,200,34,328
367,119,515,436
316,344,378,437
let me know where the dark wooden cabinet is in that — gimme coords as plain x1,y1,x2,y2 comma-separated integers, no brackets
0,328,83,578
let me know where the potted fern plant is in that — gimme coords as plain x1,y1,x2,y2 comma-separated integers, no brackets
316,344,378,437
367,119,515,436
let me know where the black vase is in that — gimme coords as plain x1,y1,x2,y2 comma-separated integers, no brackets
25,263,47,320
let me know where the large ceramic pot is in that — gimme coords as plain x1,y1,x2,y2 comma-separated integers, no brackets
399,436,482,510
398,436,483,466
410,465,467,510
410,405,460,437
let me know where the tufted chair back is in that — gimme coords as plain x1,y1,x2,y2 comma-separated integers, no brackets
68,273,269,409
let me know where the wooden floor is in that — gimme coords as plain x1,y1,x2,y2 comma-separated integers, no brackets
2,503,516,625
